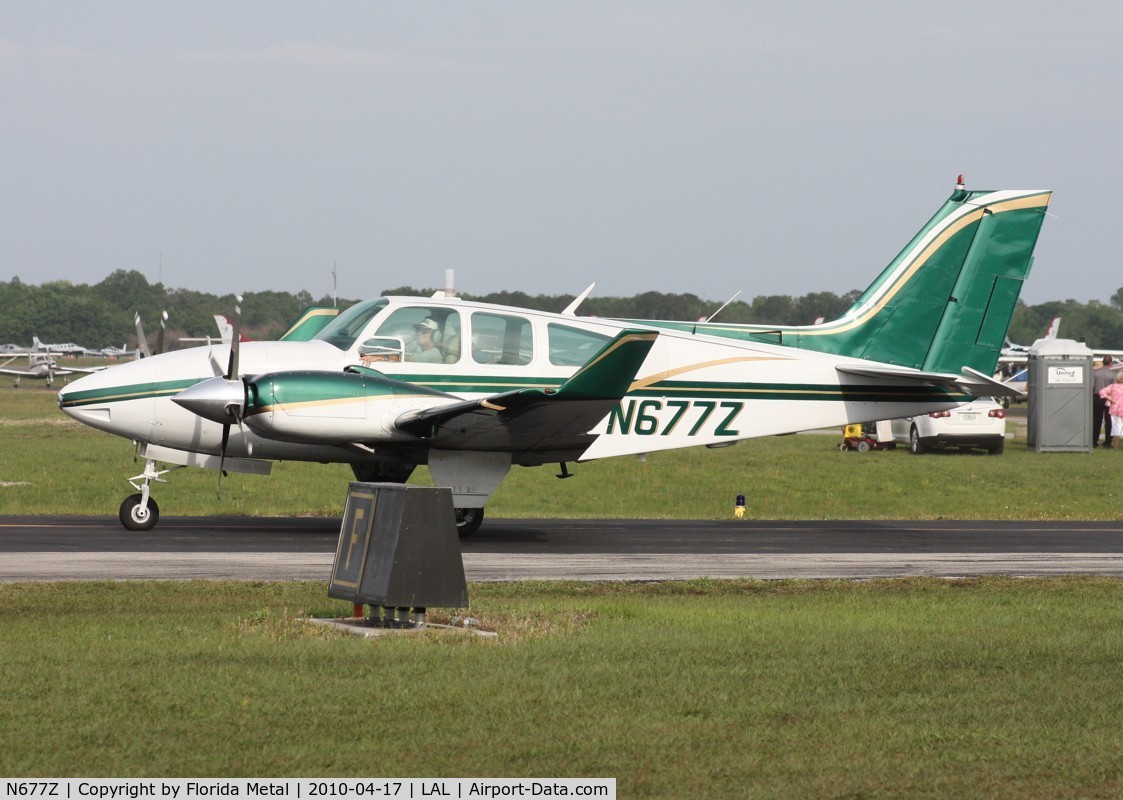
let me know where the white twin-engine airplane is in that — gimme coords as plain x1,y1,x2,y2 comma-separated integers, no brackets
2,351,105,387
59,180,1052,534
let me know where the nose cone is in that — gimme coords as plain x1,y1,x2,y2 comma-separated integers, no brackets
172,376,246,424
56,377,83,414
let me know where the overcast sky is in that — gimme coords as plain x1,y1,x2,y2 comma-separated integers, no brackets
2,2,1120,306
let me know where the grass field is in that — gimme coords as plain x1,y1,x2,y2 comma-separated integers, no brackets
0,387,1118,520
1,579,1122,797
3,387,1123,795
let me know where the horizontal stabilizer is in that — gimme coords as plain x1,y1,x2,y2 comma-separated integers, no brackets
836,362,1024,400
957,366,1027,400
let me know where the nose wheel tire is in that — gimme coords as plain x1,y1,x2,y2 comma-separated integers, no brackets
120,493,160,531
455,507,484,538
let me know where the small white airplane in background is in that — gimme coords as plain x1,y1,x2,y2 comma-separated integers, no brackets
99,344,134,358
998,315,1123,390
32,336,88,356
59,179,1052,534
1,351,104,387
1,352,64,386
999,316,1061,363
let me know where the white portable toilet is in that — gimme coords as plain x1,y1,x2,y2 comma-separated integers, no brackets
1027,338,1094,452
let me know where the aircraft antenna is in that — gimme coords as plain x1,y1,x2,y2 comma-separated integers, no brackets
562,283,596,316
705,290,742,323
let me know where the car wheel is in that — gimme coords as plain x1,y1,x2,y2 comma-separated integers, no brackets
909,426,927,454
988,440,1005,455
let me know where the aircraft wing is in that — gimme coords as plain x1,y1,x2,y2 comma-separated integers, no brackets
393,330,658,455
56,365,107,375
836,363,1024,400
0,365,106,378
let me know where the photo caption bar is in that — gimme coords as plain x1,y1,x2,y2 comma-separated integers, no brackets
0,780,615,800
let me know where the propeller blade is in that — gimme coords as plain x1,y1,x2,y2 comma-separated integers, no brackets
134,312,151,359
216,422,231,499
225,295,243,380
214,294,243,499
155,310,168,356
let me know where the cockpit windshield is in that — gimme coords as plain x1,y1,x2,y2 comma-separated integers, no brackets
313,299,389,351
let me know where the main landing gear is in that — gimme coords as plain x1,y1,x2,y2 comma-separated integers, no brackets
119,458,181,531
116,457,488,535
455,507,484,538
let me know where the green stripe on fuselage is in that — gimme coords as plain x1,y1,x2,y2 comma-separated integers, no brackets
58,378,201,408
57,372,966,414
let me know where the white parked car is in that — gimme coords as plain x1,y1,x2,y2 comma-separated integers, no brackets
889,398,1008,454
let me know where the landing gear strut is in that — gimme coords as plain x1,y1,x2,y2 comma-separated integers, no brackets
119,458,181,531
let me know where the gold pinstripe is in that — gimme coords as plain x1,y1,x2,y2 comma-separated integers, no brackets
281,307,340,338
628,356,786,392
691,192,1051,339
796,192,1051,337
567,331,657,380
252,392,439,415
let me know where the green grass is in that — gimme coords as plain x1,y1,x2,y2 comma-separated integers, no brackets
2,578,1123,797
0,387,1117,519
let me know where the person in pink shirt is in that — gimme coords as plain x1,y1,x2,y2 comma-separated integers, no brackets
1098,372,1123,449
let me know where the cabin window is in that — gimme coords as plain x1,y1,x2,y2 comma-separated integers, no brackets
314,299,388,351
373,307,462,364
471,312,533,365
547,323,611,366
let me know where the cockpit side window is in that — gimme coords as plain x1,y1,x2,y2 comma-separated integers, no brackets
373,307,462,364
314,299,388,351
471,312,533,365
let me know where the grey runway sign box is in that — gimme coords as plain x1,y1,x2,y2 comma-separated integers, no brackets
1027,338,1094,452
328,483,468,609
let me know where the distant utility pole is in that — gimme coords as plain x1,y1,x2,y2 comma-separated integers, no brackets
332,263,338,307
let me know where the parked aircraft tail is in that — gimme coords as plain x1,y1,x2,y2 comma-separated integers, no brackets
1044,316,1062,340
624,179,1052,377
213,315,235,344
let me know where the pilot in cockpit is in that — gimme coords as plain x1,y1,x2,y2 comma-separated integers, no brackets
407,318,443,363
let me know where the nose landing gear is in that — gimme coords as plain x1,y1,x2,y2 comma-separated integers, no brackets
119,458,181,531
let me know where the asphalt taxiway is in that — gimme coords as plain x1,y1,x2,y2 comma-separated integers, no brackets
3,515,1123,581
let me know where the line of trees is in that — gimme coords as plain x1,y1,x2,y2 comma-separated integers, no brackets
3,271,1123,352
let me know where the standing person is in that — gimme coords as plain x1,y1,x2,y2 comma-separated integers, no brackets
1098,371,1123,449
1093,355,1115,447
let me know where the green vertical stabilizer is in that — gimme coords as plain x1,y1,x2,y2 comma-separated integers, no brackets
618,184,1052,376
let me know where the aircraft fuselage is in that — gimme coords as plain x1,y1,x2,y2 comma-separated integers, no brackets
59,295,968,469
